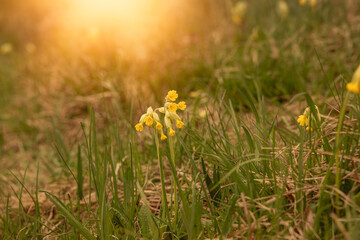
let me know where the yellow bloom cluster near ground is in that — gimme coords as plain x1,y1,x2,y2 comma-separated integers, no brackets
297,105,320,131
346,64,360,94
135,90,186,140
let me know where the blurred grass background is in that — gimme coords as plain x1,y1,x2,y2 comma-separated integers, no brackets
1,0,360,239
0,0,359,209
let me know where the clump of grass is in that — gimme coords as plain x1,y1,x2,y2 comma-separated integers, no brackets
2,77,360,239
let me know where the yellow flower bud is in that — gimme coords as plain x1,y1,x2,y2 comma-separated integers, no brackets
169,128,176,137
164,116,172,129
160,132,167,140
156,121,163,130
176,120,184,129
146,107,153,115
352,64,360,84
135,123,143,132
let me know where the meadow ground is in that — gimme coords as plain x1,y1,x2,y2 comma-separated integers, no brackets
1,0,360,239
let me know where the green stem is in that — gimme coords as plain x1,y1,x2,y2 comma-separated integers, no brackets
314,92,350,233
298,126,304,224
154,129,170,227
334,92,350,211
168,135,178,225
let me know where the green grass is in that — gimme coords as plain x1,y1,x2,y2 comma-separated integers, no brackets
1,0,360,239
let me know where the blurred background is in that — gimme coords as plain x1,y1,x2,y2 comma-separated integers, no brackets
0,0,359,195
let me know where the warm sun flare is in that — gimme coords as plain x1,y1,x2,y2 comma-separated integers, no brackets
71,0,148,25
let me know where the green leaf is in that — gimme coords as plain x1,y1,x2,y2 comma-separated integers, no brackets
44,191,96,240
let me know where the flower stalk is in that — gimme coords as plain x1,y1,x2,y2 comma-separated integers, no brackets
134,90,186,226
168,134,178,224
154,129,170,227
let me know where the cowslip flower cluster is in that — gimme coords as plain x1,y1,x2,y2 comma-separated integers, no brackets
277,1,289,19
299,0,317,7
346,64,360,94
135,90,186,140
297,105,320,131
0,43,13,55
231,1,247,25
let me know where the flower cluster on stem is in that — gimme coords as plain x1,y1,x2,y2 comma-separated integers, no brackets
346,64,360,94
135,90,186,140
297,105,321,131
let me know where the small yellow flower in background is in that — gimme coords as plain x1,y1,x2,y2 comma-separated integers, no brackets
177,101,186,110
297,115,308,126
169,128,176,137
166,90,178,101
277,0,289,19
297,105,320,131
156,122,163,130
176,120,184,129
168,102,178,112
1,43,13,54
347,64,360,94
299,0,307,5
160,132,167,140
231,1,247,25
346,82,360,94
199,109,207,119
135,123,143,132
309,0,316,7
144,116,154,126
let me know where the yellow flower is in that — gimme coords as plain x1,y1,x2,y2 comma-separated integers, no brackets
309,0,316,7
135,123,143,132
231,1,247,25
1,43,13,54
156,121,163,130
144,116,154,127
167,90,178,101
169,128,176,137
199,110,207,119
299,0,307,5
277,1,289,19
232,15,242,25
297,115,308,127
177,101,186,110
160,132,167,141
176,120,184,129
347,65,360,94
346,82,360,94
168,102,178,112
306,126,313,131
